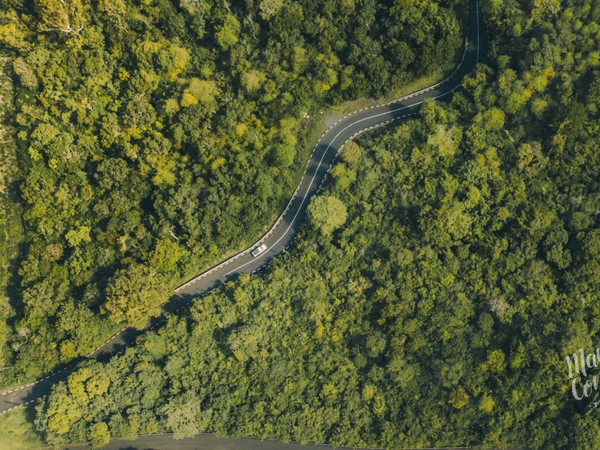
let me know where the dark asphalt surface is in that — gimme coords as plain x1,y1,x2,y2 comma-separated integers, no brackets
1,1,487,447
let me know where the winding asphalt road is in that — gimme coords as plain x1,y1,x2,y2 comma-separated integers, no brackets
0,0,487,440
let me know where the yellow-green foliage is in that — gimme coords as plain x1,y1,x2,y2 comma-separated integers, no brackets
0,407,44,449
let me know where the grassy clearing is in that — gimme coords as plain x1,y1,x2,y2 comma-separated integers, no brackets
0,406,44,449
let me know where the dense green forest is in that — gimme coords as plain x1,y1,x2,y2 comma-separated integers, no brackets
0,0,463,383
34,0,600,448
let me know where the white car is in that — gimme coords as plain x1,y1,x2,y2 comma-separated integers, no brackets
251,244,267,257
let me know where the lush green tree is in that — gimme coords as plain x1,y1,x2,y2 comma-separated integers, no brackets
162,394,209,440
35,0,89,36
104,264,170,328
215,14,240,50
89,422,110,448
307,196,348,236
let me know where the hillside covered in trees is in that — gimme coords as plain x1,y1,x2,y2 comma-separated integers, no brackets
34,0,600,448
0,0,464,384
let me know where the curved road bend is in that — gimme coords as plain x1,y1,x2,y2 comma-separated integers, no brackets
0,0,487,425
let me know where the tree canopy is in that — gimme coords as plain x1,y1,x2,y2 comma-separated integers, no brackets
34,0,600,447
307,196,348,236
0,0,464,384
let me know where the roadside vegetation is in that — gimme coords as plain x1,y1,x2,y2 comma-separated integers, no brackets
0,57,25,374
0,407,43,449
34,0,600,448
0,0,463,386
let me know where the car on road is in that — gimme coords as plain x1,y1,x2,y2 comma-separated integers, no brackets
251,244,267,257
